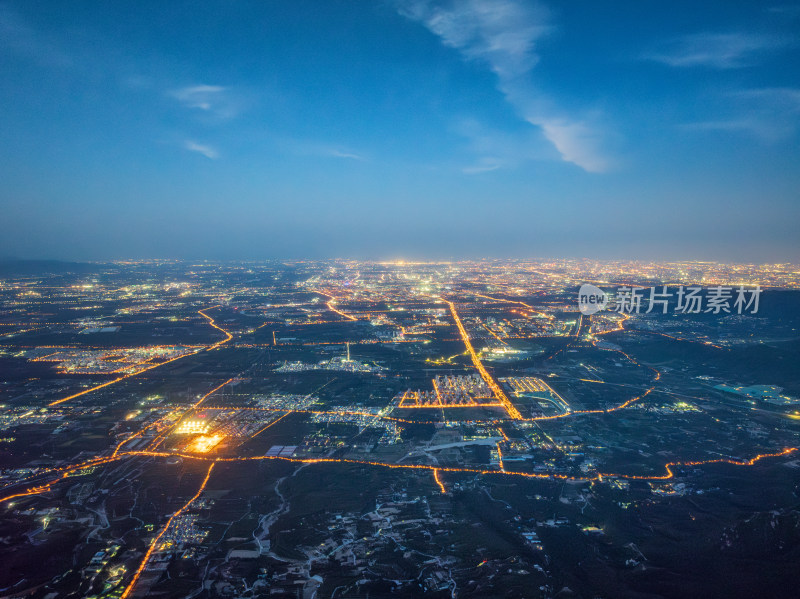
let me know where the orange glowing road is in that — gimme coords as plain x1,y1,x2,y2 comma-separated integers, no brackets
433,469,446,493
2,447,797,512
591,312,629,336
597,447,798,481
481,322,509,346
443,299,522,419
48,307,232,407
121,446,798,484
190,378,234,411
529,385,656,422
527,326,662,420
0,455,123,505
203,374,651,424
124,449,580,480
120,462,216,599
197,306,234,348
496,443,505,471
113,414,171,457
473,293,555,321
247,410,293,440
316,291,357,321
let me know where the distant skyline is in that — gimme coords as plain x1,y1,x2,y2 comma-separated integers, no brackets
1,0,799,262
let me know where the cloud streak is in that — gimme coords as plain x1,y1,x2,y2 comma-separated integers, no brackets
169,84,242,119
325,148,367,160
454,118,551,173
733,87,800,111
397,0,614,173
398,0,550,79
183,140,219,159
284,139,368,161
645,32,786,69
682,87,800,142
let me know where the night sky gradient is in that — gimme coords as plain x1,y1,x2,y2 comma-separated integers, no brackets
1,0,799,261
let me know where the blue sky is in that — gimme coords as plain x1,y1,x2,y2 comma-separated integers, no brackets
1,0,799,261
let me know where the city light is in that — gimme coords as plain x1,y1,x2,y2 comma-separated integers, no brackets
186,434,224,454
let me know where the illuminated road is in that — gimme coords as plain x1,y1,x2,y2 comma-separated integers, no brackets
433,468,446,493
4,286,795,595
473,292,555,321
3,446,797,510
496,442,505,471
119,462,216,599
48,307,232,407
481,322,509,345
442,299,523,419
315,291,357,321
0,455,122,505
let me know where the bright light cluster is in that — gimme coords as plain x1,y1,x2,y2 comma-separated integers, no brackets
176,420,209,434
187,434,223,453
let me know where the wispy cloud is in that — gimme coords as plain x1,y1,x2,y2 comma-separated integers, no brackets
171,85,225,110
285,139,368,161
454,118,553,174
397,0,614,173
325,148,367,161
679,119,785,141
462,160,502,174
183,140,219,159
645,32,786,69
169,84,242,119
681,87,800,141
733,87,800,111
767,5,800,16
538,119,613,173
398,0,550,79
